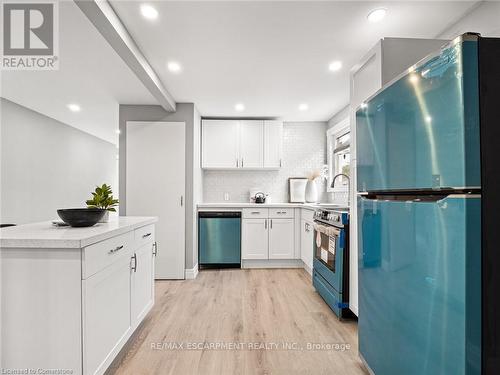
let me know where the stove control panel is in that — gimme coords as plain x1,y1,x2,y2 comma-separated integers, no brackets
314,209,349,227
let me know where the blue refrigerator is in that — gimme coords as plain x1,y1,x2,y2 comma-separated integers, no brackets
357,33,500,375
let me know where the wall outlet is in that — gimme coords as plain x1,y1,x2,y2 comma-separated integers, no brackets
223,192,230,201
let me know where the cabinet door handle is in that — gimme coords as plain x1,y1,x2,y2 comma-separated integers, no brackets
270,219,273,229
152,242,158,256
108,245,123,254
265,219,267,229
131,253,137,272
279,159,282,168
236,158,239,168
180,196,183,207
142,232,151,238
251,211,260,214
242,158,244,168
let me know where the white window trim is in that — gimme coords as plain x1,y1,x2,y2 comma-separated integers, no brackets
327,117,350,193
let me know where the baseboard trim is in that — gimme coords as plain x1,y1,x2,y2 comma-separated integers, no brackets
302,260,313,276
241,259,303,269
185,263,199,279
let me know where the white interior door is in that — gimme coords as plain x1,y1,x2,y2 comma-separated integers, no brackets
126,121,186,279
240,120,264,168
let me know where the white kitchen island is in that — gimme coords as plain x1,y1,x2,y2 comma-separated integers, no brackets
0,216,158,375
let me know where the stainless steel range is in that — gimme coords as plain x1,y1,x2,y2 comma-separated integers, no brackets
312,208,350,319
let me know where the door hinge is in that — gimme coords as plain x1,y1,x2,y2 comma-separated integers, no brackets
153,242,158,256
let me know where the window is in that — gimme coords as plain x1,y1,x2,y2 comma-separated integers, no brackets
327,118,350,192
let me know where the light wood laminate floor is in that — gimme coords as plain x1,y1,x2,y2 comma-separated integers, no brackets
107,269,368,375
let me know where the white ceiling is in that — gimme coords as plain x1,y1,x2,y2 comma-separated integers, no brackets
110,0,477,122
1,1,157,144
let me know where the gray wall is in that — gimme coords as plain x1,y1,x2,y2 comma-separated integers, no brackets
327,105,350,129
119,104,202,270
0,98,118,225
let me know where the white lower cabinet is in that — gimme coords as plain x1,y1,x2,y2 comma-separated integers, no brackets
131,242,155,327
83,257,132,375
268,218,294,259
242,218,269,259
242,209,295,260
83,229,156,375
300,219,314,272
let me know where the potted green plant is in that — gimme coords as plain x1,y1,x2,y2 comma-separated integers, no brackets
86,184,119,223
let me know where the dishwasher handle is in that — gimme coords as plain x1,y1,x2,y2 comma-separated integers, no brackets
198,211,241,218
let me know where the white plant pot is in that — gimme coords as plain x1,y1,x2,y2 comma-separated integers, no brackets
305,180,318,203
99,210,109,223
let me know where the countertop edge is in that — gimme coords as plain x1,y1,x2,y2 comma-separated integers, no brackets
0,217,158,249
196,203,342,210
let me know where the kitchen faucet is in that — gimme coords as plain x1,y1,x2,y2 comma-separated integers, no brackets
331,173,350,205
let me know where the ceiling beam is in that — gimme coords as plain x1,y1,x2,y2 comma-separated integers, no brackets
75,0,176,112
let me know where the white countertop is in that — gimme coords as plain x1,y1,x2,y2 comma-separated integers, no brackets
0,216,158,249
197,202,346,210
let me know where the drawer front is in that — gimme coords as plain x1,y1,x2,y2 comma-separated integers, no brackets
135,224,155,247
269,208,294,219
242,208,269,218
301,208,315,222
83,231,134,279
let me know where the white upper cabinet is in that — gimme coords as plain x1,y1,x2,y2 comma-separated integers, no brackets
202,120,239,169
264,120,283,168
202,119,282,169
240,120,264,168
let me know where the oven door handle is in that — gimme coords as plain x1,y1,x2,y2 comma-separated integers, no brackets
313,223,340,237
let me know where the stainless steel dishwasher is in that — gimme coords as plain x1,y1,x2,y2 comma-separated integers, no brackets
198,211,241,269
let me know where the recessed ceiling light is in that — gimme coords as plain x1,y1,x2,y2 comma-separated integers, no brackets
115,129,121,135
367,8,387,23
329,61,342,72
235,103,245,111
299,103,309,111
167,61,182,73
67,103,81,112
140,4,158,20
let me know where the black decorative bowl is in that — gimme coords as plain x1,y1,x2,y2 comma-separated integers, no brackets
57,208,106,227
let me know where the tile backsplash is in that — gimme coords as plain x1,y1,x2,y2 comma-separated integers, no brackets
203,122,329,203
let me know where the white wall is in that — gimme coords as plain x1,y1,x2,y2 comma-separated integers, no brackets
203,121,327,203
437,1,500,39
0,98,118,225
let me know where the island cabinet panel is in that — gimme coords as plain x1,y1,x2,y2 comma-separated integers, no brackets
0,218,157,375
0,248,82,371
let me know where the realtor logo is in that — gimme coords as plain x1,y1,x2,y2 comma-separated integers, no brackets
1,1,59,69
